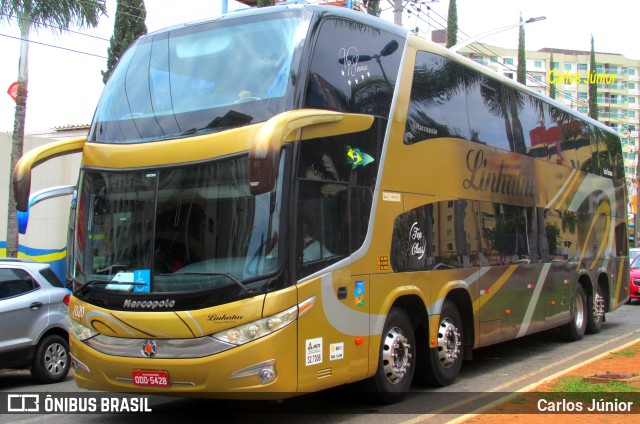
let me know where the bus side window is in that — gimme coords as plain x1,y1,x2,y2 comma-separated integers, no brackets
467,76,512,150
405,51,470,144
304,17,403,117
477,202,543,265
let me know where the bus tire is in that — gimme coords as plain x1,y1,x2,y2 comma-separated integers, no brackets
559,284,587,341
421,300,464,387
365,307,415,404
586,283,604,334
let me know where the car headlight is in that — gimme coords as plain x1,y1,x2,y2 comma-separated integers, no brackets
212,305,298,345
67,316,98,341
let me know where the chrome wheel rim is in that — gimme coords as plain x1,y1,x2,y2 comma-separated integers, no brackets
593,289,605,322
381,327,411,384
437,317,461,368
575,291,586,329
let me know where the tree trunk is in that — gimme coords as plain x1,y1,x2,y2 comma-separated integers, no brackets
5,18,31,258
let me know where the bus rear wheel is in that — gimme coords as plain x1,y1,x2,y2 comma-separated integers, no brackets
420,300,463,387
559,284,587,341
366,307,415,404
586,283,605,334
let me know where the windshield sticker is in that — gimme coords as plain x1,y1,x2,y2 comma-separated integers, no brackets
347,146,374,169
133,270,151,293
305,337,323,366
330,342,344,361
354,281,365,306
338,46,370,86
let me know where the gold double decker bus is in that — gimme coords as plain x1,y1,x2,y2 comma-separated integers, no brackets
14,4,630,404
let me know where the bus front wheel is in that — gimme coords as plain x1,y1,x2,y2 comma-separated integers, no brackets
366,307,416,404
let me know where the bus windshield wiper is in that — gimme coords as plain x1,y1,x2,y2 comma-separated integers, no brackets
181,272,255,295
72,279,147,296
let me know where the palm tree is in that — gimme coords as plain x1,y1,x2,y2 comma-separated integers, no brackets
1,0,106,257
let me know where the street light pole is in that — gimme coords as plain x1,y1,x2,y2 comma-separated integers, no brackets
449,16,546,53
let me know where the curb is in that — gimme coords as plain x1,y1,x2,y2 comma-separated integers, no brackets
448,336,640,423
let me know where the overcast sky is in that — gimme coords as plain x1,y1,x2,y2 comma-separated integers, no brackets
1,0,638,133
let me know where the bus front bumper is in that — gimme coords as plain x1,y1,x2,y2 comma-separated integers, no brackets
70,323,298,399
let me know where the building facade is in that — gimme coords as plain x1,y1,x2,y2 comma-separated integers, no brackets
0,128,84,280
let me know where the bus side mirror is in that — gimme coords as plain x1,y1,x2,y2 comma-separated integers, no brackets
13,137,85,212
248,110,373,195
17,185,76,234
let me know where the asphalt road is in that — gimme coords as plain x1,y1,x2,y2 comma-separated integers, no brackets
1,301,640,424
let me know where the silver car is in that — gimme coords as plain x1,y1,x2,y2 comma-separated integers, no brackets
0,258,71,383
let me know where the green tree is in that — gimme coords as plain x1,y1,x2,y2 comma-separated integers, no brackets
257,0,274,6
588,34,598,119
0,0,106,258
517,14,526,85
364,0,380,16
446,0,457,48
549,51,556,99
102,0,147,84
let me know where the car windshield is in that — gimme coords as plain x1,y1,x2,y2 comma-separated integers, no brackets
630,248,640,264
88,11,309,143
72,153,285,296
631,254,640,269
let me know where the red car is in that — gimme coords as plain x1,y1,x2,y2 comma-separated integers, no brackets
629,255,640,301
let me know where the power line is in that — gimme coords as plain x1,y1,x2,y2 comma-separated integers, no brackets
421,5,639,130
0,33,106,58
417,2,640,129
407,4,599,112
0,13,110,42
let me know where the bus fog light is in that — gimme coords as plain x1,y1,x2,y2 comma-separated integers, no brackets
258,367,276,384
230,359,276,382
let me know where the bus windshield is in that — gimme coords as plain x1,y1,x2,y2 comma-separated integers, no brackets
72,153,285,297
88,12,309,144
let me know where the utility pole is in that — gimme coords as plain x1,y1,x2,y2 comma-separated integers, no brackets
387,0,403,25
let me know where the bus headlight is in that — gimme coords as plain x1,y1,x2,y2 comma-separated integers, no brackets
212,305,297,345
68,316,98,341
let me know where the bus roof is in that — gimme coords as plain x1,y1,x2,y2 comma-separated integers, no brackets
142,4,617,140
144,4,407,40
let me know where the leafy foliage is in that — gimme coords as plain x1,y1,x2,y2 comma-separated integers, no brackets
446,0,457,48
517,15,526,85
588,34,598,120
0,0,106,257
102,0,147,84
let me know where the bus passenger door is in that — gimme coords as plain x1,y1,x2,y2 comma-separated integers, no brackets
295,180,369,392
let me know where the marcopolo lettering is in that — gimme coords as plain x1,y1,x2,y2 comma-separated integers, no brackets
123,299,176,309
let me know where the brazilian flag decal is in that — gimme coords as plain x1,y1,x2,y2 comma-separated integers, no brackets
347,146,374,169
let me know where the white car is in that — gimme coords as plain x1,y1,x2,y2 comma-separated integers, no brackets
0,258,71,383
